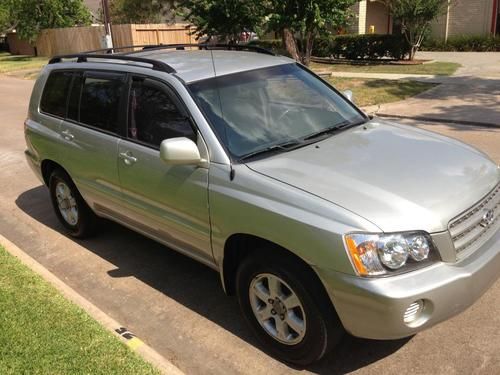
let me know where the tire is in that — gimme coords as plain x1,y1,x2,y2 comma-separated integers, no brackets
49,168,97,238
236,249,344,365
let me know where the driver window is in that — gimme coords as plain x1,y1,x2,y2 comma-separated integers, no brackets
128,77,196,147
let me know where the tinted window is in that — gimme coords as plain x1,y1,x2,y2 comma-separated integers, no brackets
67,72,83,122
128,77,195,147
40,71,73,117
79,75,124,133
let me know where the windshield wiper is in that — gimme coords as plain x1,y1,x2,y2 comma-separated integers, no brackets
239,140,302,161
303,119,366,141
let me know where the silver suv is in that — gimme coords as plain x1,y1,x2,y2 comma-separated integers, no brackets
25,45,500,365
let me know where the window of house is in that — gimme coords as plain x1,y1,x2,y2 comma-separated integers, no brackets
128,77,195,147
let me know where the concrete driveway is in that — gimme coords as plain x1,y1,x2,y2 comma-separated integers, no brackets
365,52,500,126
0,75,499,374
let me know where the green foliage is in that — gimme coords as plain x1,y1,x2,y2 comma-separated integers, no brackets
178,0,356,64
382,0,448,59
314,34,410,60
177,0,266,43
109,0,174,24
266,0,356,65
3,0,92,43
0,0,19,34
266,0,355,37
422,35,500,52
252,35,410,61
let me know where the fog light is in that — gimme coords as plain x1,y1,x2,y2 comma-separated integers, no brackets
404,300,424,324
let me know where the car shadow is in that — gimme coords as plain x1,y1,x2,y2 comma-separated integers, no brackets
16,185,411,373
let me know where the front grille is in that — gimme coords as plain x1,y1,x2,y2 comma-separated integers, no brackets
449,182,500,254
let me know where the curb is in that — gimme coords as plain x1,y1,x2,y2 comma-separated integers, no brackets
372,113,500,129
0,234,184,375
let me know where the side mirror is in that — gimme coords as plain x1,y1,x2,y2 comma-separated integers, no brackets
343,90,354,102
160,137,202,166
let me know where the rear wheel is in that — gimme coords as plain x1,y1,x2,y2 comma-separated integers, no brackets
49,169,97,238
236,250,344,365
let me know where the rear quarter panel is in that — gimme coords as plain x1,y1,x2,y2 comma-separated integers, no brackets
24,68,62,181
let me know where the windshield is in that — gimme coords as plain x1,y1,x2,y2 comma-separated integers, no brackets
188,63,365,159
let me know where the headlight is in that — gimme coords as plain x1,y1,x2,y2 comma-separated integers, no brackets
344,232,438,277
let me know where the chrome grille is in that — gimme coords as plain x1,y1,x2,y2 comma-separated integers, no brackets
449,182,500,254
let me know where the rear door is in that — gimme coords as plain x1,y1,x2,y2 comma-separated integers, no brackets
58,70,127,211
116,75,212,265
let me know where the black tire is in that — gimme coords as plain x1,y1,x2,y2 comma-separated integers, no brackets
49,168,97,238
236,249,344,365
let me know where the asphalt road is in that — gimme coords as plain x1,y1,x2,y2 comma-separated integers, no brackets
0,76,499,374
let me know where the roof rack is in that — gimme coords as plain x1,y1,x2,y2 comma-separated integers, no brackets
134,43,276,56
80,43,275,56
48,53,176,73
47,43,276,74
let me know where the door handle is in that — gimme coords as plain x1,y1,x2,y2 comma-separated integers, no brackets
61,130,74,141
119,151,137,165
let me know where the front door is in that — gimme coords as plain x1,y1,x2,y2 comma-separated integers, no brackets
116,75,212,265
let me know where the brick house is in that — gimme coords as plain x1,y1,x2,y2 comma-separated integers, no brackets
351,0,499,40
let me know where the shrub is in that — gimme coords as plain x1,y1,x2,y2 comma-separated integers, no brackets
421,35,500,52
251,34,411,60
314,34,410,60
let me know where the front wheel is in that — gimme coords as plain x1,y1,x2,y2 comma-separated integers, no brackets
236,251,344,365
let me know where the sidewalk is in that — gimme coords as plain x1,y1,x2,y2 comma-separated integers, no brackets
362,77,500,127
354,52,500,126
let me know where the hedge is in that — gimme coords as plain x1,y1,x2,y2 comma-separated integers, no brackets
251,34,410,60
314,34,410,60
421,35,500,52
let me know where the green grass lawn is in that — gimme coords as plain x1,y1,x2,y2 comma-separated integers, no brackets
0,52,48,74
329,77,437,107
312,61,461,76
0,245,159,374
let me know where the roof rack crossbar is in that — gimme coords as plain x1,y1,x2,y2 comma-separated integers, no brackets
78,43,274,56
129,43,276,56
48,53,176,73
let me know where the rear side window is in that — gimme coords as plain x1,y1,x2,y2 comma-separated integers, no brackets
40,71,73,117
79,74,125,133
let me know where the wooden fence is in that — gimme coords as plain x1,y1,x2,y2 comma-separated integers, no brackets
113,24,197,48
14,23,197,57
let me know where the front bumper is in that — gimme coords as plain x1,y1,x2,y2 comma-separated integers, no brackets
316,227,500,340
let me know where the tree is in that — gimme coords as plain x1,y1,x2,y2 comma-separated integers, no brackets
109,0,175,24
267,0,356,65
0,0,20,35
177,0,265,44
3,0,91,43
382,0,449,60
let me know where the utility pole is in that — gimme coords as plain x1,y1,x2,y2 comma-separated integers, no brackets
101,0,114,49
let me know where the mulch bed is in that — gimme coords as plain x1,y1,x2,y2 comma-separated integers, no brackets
311,56,432,65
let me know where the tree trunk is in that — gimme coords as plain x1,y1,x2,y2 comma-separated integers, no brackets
282,28,301,62
409,45,417,60
303,32,314,66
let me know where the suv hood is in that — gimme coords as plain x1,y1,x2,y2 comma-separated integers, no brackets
246,120,499,233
